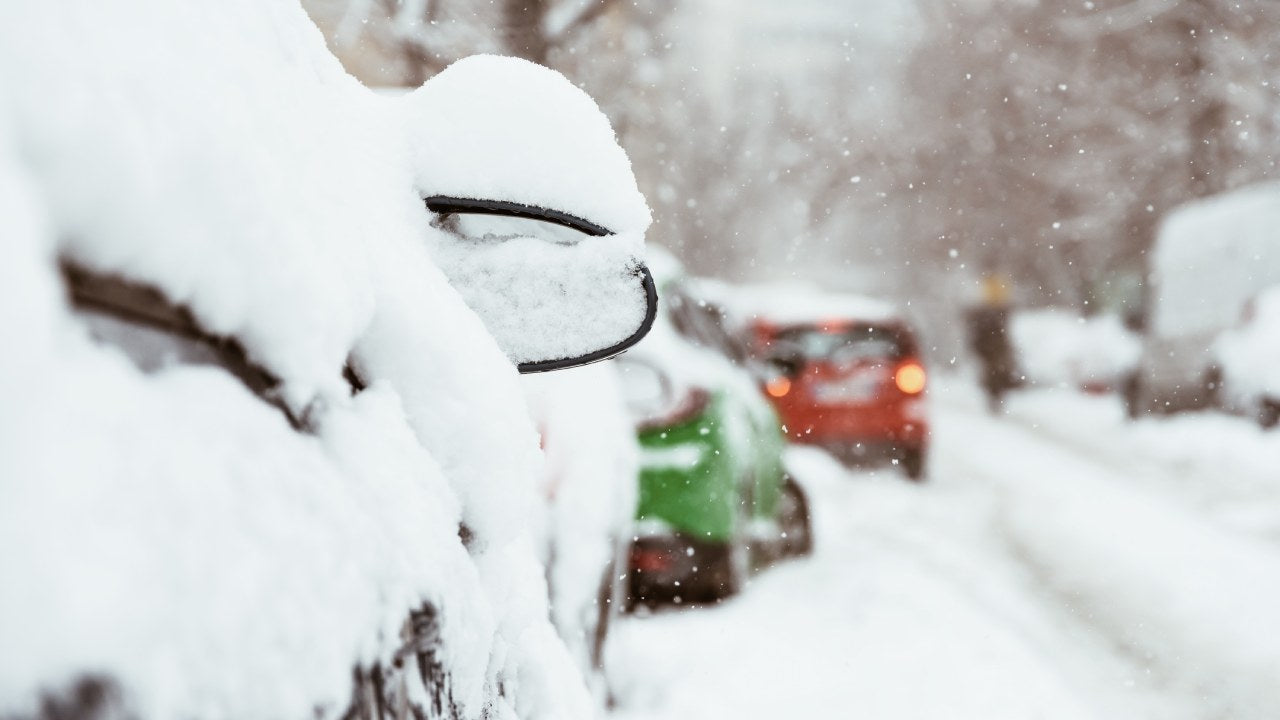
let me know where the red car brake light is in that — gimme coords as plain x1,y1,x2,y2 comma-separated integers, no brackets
894,361,926,395
765,376,792,398
630,546,672,573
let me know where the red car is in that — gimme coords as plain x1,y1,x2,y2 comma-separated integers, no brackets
748,315,930,480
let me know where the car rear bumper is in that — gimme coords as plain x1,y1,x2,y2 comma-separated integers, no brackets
803,437,923,464
782,407,928,447
626,533,735,607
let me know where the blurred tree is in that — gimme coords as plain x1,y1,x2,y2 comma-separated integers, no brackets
502,0,619,64
318,0,621,84
893,0,1280,311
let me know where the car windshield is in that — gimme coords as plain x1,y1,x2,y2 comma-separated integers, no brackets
770,324,910,363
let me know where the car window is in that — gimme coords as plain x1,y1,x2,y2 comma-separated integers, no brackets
63,263,300,427
772,324,912,363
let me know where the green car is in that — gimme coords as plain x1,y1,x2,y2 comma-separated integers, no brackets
618,251,811,608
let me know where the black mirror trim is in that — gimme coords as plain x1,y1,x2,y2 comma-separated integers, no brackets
424,196,612,238
517,263,658,373
424,194,657,373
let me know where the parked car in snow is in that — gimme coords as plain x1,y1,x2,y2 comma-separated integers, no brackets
1009,309,1141,394
1125,181,1280,418
617,249,812,609
0,4,653,719
724,287,930,480
1213,287,1280,428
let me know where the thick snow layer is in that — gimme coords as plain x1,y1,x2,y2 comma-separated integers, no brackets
940,381,1280,717
609,447,1151,720
987,425,1280,718
709,280,900,328
401,55,651,237
1009,309,1140,388
1214,286,1280,402
1153,181,1280,339
1000,387,1280,544
0,142,490,717
522,364,638,703
0,2,622,718
402,56,652,367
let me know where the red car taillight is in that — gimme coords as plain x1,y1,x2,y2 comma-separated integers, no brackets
630,546,672,573
894,361,926,395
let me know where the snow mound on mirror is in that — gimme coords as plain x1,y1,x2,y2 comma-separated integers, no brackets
400,55,651,238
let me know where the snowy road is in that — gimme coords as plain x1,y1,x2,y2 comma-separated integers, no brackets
604,382,1280,720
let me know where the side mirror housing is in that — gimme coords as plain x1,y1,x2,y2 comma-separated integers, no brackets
403,55,656,372
424,196,656,372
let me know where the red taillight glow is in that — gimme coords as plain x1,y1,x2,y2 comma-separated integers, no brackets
765,377,792,398
630,548,672,573
894,362,926,394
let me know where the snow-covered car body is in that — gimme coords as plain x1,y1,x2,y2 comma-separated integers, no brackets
1213,287,1280,427
0,2,650,719
1009,309,1141,393
1129,181,1280,416
521,365,638,704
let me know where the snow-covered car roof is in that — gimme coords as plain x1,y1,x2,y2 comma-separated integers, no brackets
1153,180,1280,339
695,279,902,329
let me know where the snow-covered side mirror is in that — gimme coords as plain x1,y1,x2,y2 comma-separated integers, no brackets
404,54,657,373
425,196,656,372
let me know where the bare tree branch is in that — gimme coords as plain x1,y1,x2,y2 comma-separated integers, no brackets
544,0,616,45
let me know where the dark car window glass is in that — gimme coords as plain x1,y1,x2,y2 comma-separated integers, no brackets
434,211,590,247
772,325,912,363
77,308,230,374
63,263,300,427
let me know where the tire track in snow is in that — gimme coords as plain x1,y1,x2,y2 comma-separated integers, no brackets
934,400,1280,719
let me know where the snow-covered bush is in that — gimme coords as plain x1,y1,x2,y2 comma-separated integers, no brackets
0,1,646,718
1009,309,1140,391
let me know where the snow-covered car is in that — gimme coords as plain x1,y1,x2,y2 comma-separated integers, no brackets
1126,181,1280,417
0,3,653,719
1213,287,1280,428
521,365,638,705
617,248,812,609
1009,309,1141,394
